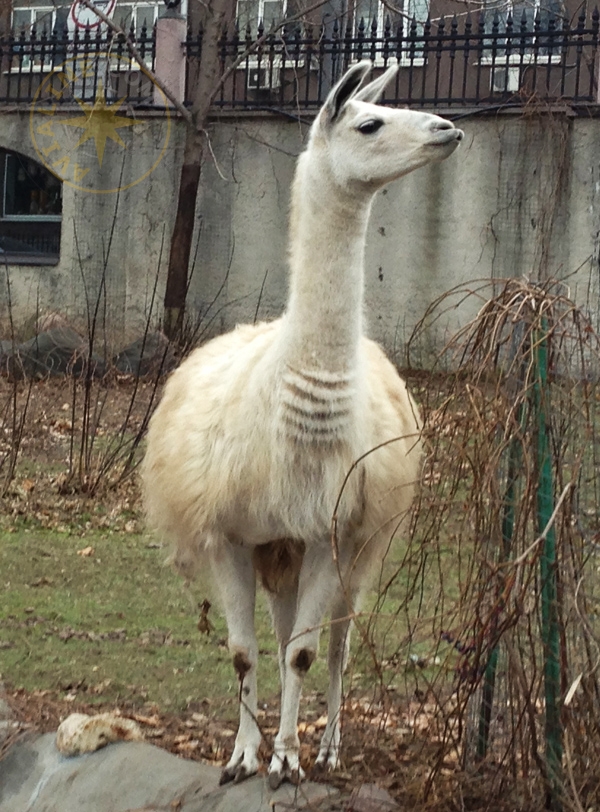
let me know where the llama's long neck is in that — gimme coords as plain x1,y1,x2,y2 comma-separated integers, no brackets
279,152,372,374
273,149,374,445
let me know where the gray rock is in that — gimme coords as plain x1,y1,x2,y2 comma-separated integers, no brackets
6,328,105,379
0,733,341,812
347,783,399,811
113,331,176,377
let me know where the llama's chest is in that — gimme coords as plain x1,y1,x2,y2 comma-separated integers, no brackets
226,442,365,546
274,364,360,446
187,356,369,544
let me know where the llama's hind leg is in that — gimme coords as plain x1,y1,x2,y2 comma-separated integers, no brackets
314,594,355,771
208,540,261,785
266,580,299,706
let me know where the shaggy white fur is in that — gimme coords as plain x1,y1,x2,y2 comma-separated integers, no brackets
143,61,463,788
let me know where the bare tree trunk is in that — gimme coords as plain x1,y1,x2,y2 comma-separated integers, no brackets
0,0,12,36
163,0,236,342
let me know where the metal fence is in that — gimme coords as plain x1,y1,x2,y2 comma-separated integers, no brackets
0,23,156,105
1,9,598,110
199,9,600,110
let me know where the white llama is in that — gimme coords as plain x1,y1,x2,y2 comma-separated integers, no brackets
143,61,463,788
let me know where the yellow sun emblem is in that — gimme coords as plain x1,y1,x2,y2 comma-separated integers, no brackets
29,53,171,194
61,81,137,168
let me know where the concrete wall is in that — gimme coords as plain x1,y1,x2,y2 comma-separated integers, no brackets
1,108,599,362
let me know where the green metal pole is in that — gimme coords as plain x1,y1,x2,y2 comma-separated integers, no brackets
533,319,563,810
477,398,522,759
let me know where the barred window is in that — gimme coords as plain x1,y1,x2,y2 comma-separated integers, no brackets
0,150,62,264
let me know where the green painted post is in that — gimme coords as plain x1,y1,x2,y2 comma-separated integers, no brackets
477,398,522,759
533,319,563,810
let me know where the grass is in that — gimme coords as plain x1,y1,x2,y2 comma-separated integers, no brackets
0,376,491,726
0,524,334,716
0,519,458,719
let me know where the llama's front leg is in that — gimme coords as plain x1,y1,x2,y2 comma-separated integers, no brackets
208,541,261,785
268,545,338,789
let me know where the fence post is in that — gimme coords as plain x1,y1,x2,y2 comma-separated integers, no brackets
153,8,186,106
533,317,563,811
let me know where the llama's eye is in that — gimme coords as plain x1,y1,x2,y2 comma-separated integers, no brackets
357,119,384,135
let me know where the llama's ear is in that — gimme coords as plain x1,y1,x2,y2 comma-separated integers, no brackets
322,61,372,124
354,64,399,104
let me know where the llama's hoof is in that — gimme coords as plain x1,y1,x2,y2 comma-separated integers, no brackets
314,747,340,773
220,740,260,786
219,764,255,785
219,755,258,785
268,770,284,790
268,754,305,789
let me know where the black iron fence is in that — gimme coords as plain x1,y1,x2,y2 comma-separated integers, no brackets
198,8,600,110
1,9,598,110
0,23,156,106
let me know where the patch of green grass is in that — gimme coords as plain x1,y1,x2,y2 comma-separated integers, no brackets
0,527,331,714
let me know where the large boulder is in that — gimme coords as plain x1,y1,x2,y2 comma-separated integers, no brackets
0,733,340,812
5,328,105,379
113,331,177,377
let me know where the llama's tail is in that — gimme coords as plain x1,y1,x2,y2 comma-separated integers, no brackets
252,539,305,594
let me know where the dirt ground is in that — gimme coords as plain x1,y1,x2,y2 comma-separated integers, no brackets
4,687,441,793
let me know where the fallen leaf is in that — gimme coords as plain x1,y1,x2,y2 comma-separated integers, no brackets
77,546,95,557
144,728,165,738
131,713,161,726
191,712,208,725
197,600,214,635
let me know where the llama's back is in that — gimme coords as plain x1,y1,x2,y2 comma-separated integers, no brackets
341,337,422,586
142,320,282,576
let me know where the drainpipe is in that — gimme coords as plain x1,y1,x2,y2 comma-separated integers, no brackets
153,7,187,107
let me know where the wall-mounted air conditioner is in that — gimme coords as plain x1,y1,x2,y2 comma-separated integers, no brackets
246,65,281,91
490,64,520,93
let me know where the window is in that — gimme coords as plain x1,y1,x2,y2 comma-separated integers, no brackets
352,0,429,33
236,0,289,33
351,0,429,64
482,0,565,92
11,3,70,70
11,0,188,38
12,4,69,34
482,0,565,58
0,150,62,264
114,0,188,31
114,1,161,32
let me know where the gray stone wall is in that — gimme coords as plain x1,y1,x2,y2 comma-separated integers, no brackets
0,108,598,362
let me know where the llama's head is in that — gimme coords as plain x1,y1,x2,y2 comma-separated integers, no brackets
310,61,463,192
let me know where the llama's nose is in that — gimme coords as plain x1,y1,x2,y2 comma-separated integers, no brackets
431,119,461,135
428,117,464,142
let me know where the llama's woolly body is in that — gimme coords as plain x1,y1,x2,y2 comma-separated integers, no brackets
145,318,421,584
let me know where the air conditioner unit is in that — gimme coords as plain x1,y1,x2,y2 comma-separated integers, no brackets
490,65,520,93
246,65,280,91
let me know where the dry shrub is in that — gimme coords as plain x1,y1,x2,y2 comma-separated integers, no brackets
347,278,600,811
